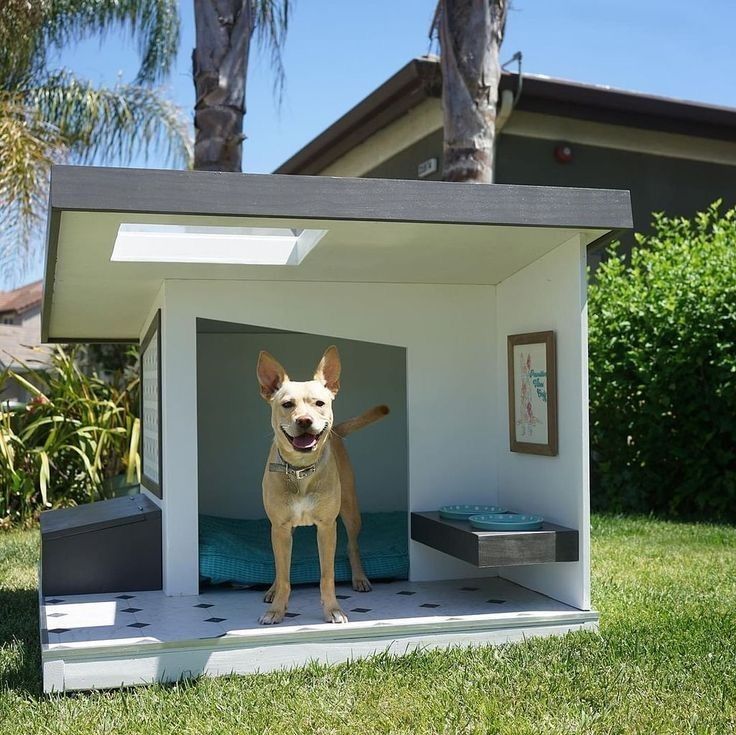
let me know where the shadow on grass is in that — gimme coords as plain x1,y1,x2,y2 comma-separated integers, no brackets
0,586,43,697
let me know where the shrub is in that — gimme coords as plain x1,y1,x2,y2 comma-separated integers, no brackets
0,345,140,528
589,203,736,520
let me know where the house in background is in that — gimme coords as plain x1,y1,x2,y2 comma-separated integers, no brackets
0,280,51,404
276,56,736,267
0,279,42,327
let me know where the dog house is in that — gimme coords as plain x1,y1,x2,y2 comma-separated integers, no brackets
38,165,631,692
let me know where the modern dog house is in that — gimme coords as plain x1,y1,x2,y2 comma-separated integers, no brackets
38,165,631,692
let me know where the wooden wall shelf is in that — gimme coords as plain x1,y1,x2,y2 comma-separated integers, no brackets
410,512,579,568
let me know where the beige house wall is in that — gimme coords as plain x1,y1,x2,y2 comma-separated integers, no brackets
318,103,736,179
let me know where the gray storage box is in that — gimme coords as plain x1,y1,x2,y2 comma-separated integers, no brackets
40,494,162,596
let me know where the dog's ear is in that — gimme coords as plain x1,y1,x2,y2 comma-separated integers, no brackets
257,351,288,401
314,345,341,396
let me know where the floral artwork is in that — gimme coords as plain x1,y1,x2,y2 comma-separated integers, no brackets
515,345,548,443
508,332,558,455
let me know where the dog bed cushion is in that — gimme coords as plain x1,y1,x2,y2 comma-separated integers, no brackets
199,511,408,586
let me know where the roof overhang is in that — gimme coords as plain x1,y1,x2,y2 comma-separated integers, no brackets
43,165,632,343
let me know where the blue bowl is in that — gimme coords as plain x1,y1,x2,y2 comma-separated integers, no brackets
469,513,544,531
439,504,508,520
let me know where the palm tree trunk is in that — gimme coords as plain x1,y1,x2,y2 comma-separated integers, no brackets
439,0,508,183
192,0,253,172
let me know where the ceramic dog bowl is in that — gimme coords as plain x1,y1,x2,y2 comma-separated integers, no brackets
469,513,544,531
439,504,508,520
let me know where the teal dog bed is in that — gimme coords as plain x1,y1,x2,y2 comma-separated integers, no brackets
199,511,408,586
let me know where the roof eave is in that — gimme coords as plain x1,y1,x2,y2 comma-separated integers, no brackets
274,57,736,176
273,57,441,176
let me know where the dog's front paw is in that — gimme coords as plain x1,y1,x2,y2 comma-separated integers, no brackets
259,608,286,625
323,606,349,624
352,576,372,592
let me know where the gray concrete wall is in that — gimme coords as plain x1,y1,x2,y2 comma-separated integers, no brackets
197,330,407,519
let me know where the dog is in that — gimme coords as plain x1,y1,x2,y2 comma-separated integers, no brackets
256,345,389,625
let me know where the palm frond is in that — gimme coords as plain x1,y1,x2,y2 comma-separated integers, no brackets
28,70,193,165
252,0,292,102
0,1,47,85
0,74,192,274
0,93,66,274
42,0,180,84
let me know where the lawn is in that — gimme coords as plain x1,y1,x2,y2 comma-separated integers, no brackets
1,516,735,734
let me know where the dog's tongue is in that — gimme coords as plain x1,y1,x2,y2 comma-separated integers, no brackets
292,433,318,450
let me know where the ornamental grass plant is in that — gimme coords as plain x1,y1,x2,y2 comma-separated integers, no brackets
0,345,139,528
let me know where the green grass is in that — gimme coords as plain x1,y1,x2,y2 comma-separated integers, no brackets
1,516,735,734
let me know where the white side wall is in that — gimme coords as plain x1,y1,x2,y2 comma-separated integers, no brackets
196,332,407,519
496,235,590,610
139,284,202,597
160,279,498,593
138,288,164,511
154,284,201,596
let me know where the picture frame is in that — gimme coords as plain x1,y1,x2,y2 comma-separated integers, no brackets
140,310,163,497
507,330,558,456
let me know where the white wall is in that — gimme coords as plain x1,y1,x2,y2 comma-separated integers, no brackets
196,331,407,519
149,284,201,596
158,259,589,602
496,235,590,610
138,284,203,597
159,279,499,593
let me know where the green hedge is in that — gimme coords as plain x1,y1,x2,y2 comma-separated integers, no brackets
589,203,736,520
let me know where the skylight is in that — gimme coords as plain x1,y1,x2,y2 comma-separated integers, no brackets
111,224,327,266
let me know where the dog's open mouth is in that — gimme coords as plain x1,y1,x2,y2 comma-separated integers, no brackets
282,428,325,452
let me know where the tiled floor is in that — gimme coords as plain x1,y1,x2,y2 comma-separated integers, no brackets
41,577,579,651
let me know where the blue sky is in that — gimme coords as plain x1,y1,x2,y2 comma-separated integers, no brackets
14,0,736,287
55,0,736,174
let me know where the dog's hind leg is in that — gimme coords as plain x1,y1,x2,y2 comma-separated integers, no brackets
340,505,372,592
333,435,372,592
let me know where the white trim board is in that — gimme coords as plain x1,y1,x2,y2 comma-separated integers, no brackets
504,110,736,168
46,616,599,692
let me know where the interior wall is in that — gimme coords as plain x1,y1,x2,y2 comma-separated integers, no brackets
496,234,589,610
197,331,407,519
161,278,499,589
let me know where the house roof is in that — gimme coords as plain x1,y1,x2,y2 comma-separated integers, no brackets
42,165,631,343
275,56,736,176
0,279,43,314
0,324,51,371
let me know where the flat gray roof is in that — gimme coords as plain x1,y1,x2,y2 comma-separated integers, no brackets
43,165,632,342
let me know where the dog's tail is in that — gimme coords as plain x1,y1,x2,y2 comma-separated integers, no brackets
333,404,389,438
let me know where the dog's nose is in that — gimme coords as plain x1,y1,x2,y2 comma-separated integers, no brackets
296,416,313,428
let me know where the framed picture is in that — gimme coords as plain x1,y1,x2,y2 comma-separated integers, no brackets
141,310,163,497
507,331,558,456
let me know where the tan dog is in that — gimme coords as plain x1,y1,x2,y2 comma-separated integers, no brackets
256,346,388,625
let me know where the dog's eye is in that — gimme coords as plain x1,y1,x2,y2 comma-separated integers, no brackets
315,400,325,407
282,400,294,409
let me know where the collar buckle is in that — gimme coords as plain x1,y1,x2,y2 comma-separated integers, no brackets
291,465,316,480
268,453,318,480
